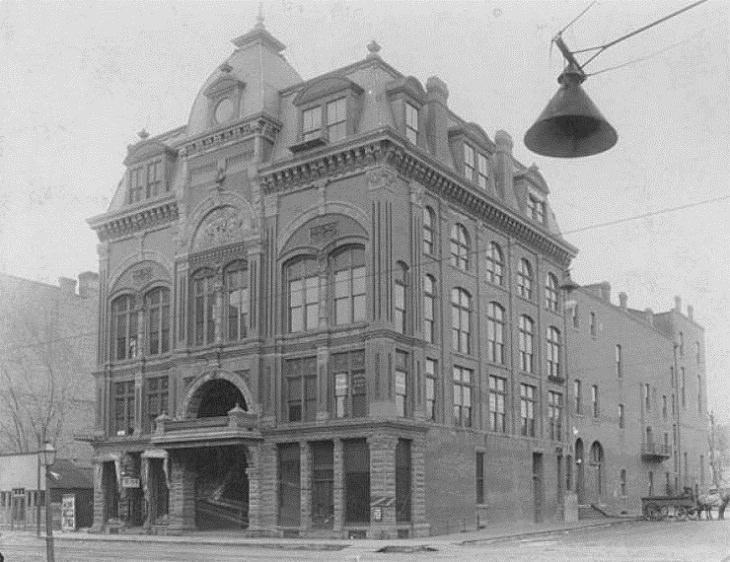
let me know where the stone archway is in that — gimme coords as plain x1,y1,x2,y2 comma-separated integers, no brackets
181,371,255,419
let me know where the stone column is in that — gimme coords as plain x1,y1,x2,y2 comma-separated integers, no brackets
299,441,311,531
91,462,105,532
316,347,329,421
248,442,277,530
411,434,430,537
333,439,344,532
367,433,397,539
167,451,196,534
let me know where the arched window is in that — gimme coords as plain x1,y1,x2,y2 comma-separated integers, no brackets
451,288,471,354
111,294,137,360
224,263,249,341
547,326,561,378
145,287,170,356
423,206,436,255
193,270,216,346
332,246,366,325
450,224,469,270
517,258,533,300
487,302,505,364
423,274,436,344
518,315,534,372
286,257,319,333
394,263,408,334
545,273,559,311
486,242,504,285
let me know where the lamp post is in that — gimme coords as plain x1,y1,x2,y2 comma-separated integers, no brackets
39,441,56,562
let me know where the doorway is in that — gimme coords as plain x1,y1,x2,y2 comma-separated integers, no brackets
532,452,544,523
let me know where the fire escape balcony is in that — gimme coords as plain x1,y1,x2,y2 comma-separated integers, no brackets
641,442,672,461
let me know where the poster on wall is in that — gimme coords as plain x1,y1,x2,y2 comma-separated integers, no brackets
61,494,75,532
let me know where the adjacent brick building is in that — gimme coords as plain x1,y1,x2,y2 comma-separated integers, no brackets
567,284,708,516
85,18,708,538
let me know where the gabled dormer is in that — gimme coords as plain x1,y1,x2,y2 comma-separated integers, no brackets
123,137,178,205
385,76,427,149
289,76,364,153
448,122,496,194
204,74,246,130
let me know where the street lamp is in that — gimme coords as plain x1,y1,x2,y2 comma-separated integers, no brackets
39,441,56,562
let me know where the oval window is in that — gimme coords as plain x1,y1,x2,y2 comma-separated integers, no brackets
214,98,234,124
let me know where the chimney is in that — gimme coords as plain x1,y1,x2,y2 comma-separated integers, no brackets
58,277,77,296
687,305,694,321
600,281,611,302
493,130,514,200
425,76,453,167
618,292,627,310
674,295,682,313
644,308,654,326
78,271,100,298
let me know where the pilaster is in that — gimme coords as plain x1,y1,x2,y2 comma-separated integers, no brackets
333,439,344,531
168,451,196,533
411,434,430,536
299,441,311,530
367,433,397,539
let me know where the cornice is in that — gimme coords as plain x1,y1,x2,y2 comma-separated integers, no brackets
179,113,282,158
259,129,578,264
88,196,179,242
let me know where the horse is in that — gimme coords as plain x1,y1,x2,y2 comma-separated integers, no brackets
696,491,730,520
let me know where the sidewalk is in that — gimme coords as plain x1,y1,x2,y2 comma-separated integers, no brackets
2,516,640,552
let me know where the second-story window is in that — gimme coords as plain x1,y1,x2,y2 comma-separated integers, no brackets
425,358,437,421
287,257,319,333
487,302,505,364
395,351,408,417
453,365,472,427
423,275,436,344
193,271,216,346
333,350,366,418
145,287,170,356
451,288,471,354
548,391,563,440
547,326,561,378
489,375,507,433
486,242,504,286
618,404,625,428
405,102,419,144
302,106,322,141
518,315,534,373
146,376,169,430
450,224,470,270
326,97,347,141
615,344,622,377
332,247,366,326
225,264,249,341
112,294,137,361
520,383,536,437
517,258,533,300
394,263,407,334
592,384,600,418
114,380,135,435
286,356,317,423
545,273,559,312
423,206,436,255
574,379,582,415
464,143,475,180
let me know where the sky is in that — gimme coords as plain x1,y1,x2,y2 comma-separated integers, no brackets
0,0,728,420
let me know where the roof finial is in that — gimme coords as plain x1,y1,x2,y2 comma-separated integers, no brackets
255,2,265,29
367,40,381,59
137,128,149,140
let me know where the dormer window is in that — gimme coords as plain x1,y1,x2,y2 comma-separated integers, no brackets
291,77,364,153
464,143,475,180
406,102,419,144
302,106,322,142
477,153,488,189
460,139,490,190
527,194,546,223
128,158,164,204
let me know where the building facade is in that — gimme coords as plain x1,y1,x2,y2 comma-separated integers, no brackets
0,272,98,464
86,19,590,538
567,284,708,516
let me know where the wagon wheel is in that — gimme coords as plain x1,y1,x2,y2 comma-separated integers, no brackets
676,506,688,521
646,504,663,521
686,507,699,520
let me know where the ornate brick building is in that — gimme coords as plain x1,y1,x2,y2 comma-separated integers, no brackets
86,20,581,537
567,285,708,517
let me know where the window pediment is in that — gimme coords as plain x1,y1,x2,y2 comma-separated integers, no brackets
386,76,427,105
293,76,364,107
192,206,253,252
112,260,171,294
204,76,246,99
123,140,178,167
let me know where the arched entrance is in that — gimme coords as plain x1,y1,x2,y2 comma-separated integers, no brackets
188,379,250,529
192,379,247,418
575,439,585,504
588,441,604,504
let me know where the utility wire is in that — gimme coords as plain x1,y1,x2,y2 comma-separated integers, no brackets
558,0,598,36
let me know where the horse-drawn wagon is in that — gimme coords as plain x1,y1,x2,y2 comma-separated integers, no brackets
642,489,729,521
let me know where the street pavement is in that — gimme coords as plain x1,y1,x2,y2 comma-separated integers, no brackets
0,517,728,561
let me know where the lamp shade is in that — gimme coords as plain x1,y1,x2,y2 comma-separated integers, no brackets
40,441,56,467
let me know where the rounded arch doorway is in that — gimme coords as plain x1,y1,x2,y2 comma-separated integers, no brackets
588,441,605,504
190,378,247,418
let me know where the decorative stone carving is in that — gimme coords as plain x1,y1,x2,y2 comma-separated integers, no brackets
366,166,396,191
131,267,154,287
263,194,278,218
410,181,425,206
192,206,250,251
310,222,338,244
